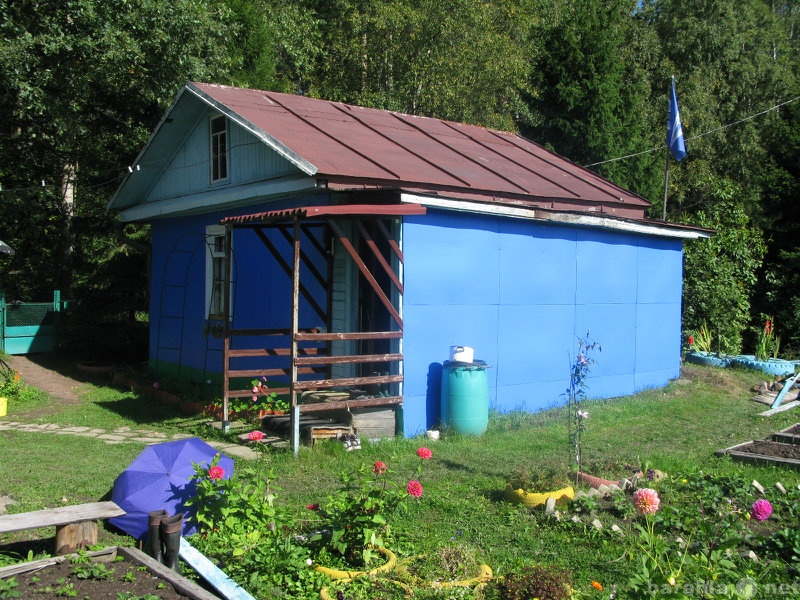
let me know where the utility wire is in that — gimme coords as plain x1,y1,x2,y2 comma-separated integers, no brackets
583,95,800,168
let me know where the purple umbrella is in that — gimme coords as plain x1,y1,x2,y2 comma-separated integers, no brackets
110,437,234,540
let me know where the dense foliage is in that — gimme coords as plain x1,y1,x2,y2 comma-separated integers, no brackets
1,0,800,356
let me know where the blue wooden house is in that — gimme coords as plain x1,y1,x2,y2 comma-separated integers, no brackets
108,82,709,443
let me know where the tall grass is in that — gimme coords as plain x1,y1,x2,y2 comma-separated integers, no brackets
1,361,799,592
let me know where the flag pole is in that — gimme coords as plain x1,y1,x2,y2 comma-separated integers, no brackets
663,150,670,222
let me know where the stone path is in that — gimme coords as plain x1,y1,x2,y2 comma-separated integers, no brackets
0,354,281,460
0,419,263,459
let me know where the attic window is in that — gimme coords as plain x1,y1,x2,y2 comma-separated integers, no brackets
210,115,228,182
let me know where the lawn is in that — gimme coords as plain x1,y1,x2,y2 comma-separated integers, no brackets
1,360,799,599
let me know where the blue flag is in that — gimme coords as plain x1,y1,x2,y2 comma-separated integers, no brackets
667,77,686,161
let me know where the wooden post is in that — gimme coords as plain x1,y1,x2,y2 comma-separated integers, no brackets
222,225,233,433
290,216,301,455
662,151,671,222
55,522,97,555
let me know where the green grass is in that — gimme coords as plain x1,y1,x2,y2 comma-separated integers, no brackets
2,361,799,597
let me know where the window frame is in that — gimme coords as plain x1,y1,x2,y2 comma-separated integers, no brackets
209,115,229,183
206,225,229,319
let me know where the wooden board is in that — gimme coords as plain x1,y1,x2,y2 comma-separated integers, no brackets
0,501,125,534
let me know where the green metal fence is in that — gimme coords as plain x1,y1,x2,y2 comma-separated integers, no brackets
0,291,65,354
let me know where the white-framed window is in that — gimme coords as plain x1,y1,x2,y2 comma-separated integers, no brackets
210,115,228,182
206,225,228,318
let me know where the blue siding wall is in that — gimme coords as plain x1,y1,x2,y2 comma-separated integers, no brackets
149,198,328,387
401,210,683,436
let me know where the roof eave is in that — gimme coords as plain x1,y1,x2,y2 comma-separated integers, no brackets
399,192,712,240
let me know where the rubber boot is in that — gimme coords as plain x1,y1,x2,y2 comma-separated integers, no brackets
160,512,184,573
146,509,167,562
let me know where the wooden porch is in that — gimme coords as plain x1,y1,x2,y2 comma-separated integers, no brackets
218,203,425,452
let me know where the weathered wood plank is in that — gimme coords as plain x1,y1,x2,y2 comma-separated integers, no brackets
293,374,403,391
300,396,403,412
0,547,117,579
295,330,402,342
0,501,125,534
118,546,224,600
295,353,402,366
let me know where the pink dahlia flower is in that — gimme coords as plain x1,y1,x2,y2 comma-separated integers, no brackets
417,447,433,460
407,480,423,498
207,465,226,480
248,430,264,441
632,488,660,516
751,499,773,521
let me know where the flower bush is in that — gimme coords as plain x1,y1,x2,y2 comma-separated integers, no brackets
184,455,323,598
689,323,713,353
307,448,432,567
755,316,780,360
622,470,789,598
228,376,289,414
564,332,600,480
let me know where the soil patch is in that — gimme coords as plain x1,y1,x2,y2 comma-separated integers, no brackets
734,440,800,460
5,354,85,407
680,363,744,396
4,553,196,599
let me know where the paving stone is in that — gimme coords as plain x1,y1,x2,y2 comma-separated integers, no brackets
752,480,766,494
591,518,603,530
60,426,93,432
98,434,127,442
775,482,787,494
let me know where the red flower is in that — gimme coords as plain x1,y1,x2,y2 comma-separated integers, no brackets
766,319,772,335
416,447,432,460
406,480,423,497
373,461,387,474
248,430,264,441
688,335,694,346
305,503,320,511
207,465,225,480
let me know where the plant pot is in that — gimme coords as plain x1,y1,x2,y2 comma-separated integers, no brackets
684,351,732,368
313,546,397,581
179,401,203,415
204,405,225,420
395,554,493,590
502,485,574,509
731,355,796,377
575,471,618,488
320,576,412,600
156,390,181,405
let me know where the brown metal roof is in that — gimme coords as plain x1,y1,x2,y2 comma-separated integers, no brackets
221,203,427,226
189,83,650,218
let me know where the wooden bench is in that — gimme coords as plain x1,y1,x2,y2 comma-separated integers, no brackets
0,501,125,555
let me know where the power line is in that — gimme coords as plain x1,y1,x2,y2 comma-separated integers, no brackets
583,95,800,168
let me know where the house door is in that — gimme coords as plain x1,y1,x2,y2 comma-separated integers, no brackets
329,217,402,390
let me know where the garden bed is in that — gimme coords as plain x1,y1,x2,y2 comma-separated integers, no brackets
716,437,800,470
0,546,220,599
772,423,800,445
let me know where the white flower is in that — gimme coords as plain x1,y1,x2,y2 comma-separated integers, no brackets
305,559,313,566
577,410,589,419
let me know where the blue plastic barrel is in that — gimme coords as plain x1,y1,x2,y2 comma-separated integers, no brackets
441,360,489,435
